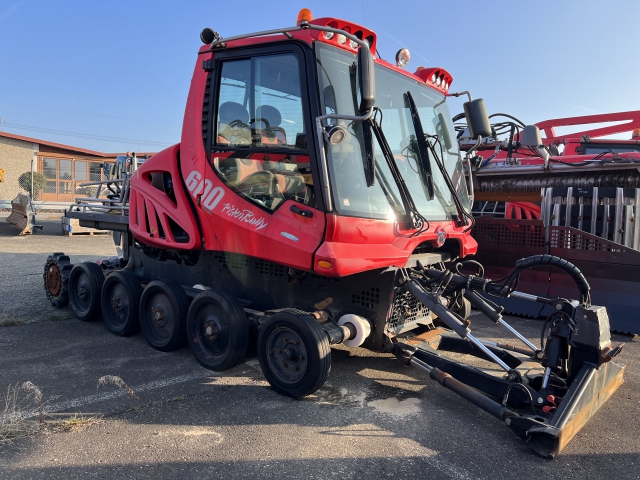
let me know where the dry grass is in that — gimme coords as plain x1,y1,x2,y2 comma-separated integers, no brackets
97,375,139,400
57,413,102,433
0,382,45,444
0,315,31,327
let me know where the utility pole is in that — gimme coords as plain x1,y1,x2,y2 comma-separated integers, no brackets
31,149,37,198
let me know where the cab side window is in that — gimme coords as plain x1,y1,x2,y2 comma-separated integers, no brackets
214,53,314,211
216,54,306,149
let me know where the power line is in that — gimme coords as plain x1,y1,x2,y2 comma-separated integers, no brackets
2,122,174,147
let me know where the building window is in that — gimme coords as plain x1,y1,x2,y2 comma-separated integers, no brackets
43,158,57,193
39,157,110,201
74,161,87,181
89,162,103,182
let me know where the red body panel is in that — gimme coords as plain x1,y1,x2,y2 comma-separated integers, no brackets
195,159,326,271
129,144,201,250
314,216,477,277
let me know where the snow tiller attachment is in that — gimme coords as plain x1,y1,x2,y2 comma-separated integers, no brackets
394,254,625,458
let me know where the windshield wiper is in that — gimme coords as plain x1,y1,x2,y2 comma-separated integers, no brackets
405,92,435,200
405,91,474,231
366,109,425,231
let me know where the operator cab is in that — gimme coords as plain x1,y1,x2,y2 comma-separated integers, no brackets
192,10,487,276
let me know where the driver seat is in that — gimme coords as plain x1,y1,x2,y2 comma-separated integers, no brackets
218,101,251,145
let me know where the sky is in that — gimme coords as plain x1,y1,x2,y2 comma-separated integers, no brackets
0,0,638,153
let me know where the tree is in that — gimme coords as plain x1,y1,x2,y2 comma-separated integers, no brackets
18,171,47,200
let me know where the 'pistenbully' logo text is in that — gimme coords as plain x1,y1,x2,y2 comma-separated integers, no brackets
221,203,268,230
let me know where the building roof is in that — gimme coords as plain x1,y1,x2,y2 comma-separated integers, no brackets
0,130,156,158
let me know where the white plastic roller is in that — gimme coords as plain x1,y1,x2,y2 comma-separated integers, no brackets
337,314,372,348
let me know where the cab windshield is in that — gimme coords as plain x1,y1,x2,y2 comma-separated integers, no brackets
315,42,470,221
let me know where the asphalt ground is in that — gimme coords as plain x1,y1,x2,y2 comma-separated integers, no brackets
0,215,639,479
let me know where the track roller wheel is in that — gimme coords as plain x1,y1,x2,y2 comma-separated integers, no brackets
69,262,105,321
43,252,72,308
187,290,249,371
101,270,143,336
257,309,331,399
139,280,189,352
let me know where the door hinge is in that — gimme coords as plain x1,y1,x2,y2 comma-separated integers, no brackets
202,59,214,72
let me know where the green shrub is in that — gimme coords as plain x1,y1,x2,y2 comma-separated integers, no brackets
18,172,47,200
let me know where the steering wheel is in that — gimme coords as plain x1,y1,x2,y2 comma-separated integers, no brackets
235,170,277,200
251,117,279,140
219,119,251,145
229,119,250,129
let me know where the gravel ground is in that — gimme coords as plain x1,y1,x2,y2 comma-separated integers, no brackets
0,216,638,479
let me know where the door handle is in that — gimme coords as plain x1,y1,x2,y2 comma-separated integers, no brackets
290,204,314,218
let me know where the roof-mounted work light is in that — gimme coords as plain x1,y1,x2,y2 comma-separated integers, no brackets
395,48,410,68
200,28,220,44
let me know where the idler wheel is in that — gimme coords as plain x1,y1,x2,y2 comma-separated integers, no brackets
257,309,331,399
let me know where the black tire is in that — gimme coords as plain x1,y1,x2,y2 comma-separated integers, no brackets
257,309,331,399
101,270,143,336
139,280,189,352
187,290,249,371
43,252,72,308
68,262,104,321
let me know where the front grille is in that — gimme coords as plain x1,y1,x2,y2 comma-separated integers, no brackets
387,286,433,333
215,253,250,274
255,259,285,277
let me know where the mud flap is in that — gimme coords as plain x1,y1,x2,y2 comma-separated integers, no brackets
510,360,626,458
6,193,39,235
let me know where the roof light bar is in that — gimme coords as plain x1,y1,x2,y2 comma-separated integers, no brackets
207,21,370,51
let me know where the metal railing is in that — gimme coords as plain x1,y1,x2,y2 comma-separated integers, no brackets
541,186,640,251
0,199,73,211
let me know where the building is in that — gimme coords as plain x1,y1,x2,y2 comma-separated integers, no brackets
0,131,154,202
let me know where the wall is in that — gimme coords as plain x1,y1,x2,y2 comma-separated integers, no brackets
0,136,37,201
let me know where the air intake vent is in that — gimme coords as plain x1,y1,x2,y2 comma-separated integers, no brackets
352,287,380,309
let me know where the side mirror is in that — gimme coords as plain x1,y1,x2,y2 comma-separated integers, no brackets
463,98,491,140
357,45,375,114
103,163,111,176
520,125,543,147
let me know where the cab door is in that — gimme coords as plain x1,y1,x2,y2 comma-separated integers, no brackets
197,45,326,272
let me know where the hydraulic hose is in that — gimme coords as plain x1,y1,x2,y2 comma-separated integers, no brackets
512,255,590,305
423,254,591,306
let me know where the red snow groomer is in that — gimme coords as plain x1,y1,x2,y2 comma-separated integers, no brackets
457,110,640,334
43,9,624,458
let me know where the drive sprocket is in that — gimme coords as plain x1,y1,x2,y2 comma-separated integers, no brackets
44,252,73,308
